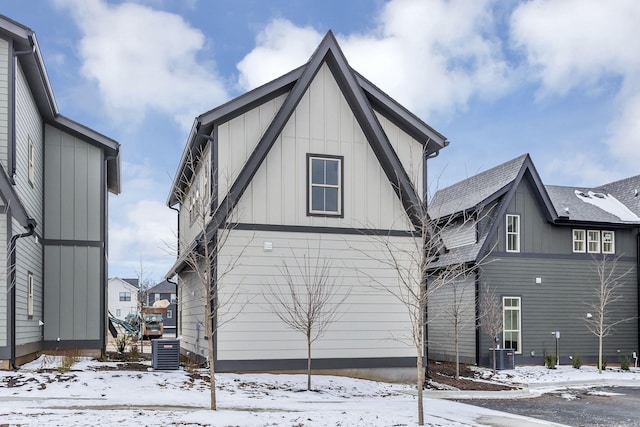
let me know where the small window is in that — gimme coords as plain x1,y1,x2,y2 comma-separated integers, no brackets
27,272,34,317
119,291,131,302
573,229,586,253
170,293,177,303
307,154,343,216
602,231,615,254
506,214,520,253
503,297,521,354
28,137,35,186
167,310,172,319
588,230,600,253
116,309,121,317
154,293,160,302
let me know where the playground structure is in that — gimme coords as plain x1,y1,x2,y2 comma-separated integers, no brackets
108,304,168,340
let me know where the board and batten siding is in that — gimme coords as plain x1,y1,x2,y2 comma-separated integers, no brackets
230,64,413,231
0,37,8,170
214,229,417,362
43,126,104,342
480,256,638,363
427,275,476,363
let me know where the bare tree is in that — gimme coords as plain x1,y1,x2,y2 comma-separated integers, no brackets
263,246,350,391
432,271,477,379
479,283,503,373
170,145,252,410
357,197,486,425
585,255,635,374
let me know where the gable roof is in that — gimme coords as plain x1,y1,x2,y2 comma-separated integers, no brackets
148,280,176,294
0,15,121,195
167,31,448,215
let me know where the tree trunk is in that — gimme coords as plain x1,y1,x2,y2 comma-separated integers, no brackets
417,351,424,426
307,330,312,391
492,347,497,374
454,318,459,380
598,332,603,374
205,289,217,410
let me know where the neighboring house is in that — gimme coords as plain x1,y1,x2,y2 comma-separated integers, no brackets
0,16,121,369
146,280,177,334
427,154,639,366
166,32,448,379
107,278,139,320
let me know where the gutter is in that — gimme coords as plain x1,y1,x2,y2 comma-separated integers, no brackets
637,230,639,351
11,32,36,184
9,219,36,369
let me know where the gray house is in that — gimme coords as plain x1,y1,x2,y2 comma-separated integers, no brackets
166,31,448,379
428,154,639,366
0,16,121,369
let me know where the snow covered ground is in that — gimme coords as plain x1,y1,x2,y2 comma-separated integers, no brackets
1,356,638,426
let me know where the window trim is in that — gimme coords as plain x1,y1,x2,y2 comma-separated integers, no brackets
502,296,522,354
587,230,601,253
602,230,615,254
27,272,34,317
119,291,131,302
306,153,344,217
572,229,586,253
505,214,520,253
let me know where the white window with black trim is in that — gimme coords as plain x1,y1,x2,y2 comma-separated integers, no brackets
602,230,615,254
505,214,520,253
307,154,343,216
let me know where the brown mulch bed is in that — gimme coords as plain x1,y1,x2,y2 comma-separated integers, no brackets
426,360,515,391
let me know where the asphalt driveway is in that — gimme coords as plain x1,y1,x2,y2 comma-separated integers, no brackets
457,386,640,427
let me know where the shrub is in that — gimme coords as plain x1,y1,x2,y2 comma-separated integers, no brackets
57,350,79,373
620,355,630,371
544,354,557,369
129,343,140,361
598,356,608,371
571,355,582,369
114,335,128,353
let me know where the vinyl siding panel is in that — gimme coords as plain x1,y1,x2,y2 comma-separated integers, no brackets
480,256,638,363
234,64,413,231
15,63,43,227
14,217,43,348
177,266,207,359
427,275,476,363
214,229,417,362
178,143,210,250
0,38,8,170
442,221,476,249
107,278,139,320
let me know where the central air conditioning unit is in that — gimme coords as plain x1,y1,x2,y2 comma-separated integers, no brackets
151,339,180,370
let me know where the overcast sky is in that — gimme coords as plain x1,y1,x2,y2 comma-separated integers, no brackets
3,0,639,283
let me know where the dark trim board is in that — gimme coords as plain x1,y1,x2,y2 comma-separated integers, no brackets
214,357,417,372
489,251,636,263
229,222,416,237
42,239,103,247
15,340,43,358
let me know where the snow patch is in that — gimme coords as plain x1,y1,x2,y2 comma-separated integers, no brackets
575,190,640,222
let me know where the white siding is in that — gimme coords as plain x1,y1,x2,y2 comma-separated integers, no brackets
0,38,8,170
178,266,208,359
214,229,417,361
232,64,413,231
427,275,476,363
107,278,139,320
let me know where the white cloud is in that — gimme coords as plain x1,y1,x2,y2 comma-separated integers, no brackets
53,0,228,130
510,0,640,160
236,0,512,120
